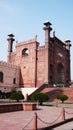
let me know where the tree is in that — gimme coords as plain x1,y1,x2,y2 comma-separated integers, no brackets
31,92,49,105
10,91,24,102
56,93,68,103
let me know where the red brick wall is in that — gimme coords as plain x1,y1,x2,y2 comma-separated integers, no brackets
0,61,20,92
50,37,71,85
37,47,46,86
41,87,73,102
13,39,38,88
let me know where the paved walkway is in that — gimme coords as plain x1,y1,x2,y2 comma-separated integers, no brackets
0,106,73,130
53,121,73,130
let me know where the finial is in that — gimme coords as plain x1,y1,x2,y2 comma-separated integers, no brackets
35,34,38,41
53,31,55,37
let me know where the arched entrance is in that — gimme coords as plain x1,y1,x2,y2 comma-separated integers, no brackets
57,63,64,84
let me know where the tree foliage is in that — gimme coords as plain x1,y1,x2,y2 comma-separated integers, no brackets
56,93,68,103
10,91,24,102
31,92,49,105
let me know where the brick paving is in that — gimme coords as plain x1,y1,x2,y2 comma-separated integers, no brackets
0,106,73,130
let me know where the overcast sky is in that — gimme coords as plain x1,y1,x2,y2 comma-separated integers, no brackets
0,0,73,80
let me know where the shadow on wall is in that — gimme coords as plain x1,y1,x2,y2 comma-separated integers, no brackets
46,89,63,101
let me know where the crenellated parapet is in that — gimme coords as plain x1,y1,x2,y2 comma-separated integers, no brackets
0,61,20,69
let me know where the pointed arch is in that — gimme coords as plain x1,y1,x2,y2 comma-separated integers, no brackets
57,63,64,83
50,64,53,73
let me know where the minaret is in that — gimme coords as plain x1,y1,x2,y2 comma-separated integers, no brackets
43,21,52,85
7,33,15,63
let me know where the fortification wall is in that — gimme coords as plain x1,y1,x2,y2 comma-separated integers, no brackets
0,61,20,92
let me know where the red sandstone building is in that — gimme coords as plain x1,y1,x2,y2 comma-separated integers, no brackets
6,21,71,89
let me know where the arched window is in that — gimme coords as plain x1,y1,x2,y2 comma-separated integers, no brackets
57,63,64,83
0,72,3,82
22,48,29,56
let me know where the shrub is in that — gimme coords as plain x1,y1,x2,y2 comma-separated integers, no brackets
1,91,6,99
56,93,68,103
31,92,49,105
0,90,3,98
5,92,12,98
10,91,24,102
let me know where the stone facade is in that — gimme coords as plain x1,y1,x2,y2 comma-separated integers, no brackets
0,21,71,91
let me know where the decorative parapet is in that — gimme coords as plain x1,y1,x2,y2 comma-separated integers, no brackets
0,61,20,69
16,37,37,47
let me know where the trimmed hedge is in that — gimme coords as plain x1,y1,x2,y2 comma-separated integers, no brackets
56,93,68,103
10,91,24,102
31,92,49,105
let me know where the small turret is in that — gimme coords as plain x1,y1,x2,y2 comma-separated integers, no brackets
43,21,52,85
7,33,15,62
43,21,52,46
65,39,71,51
